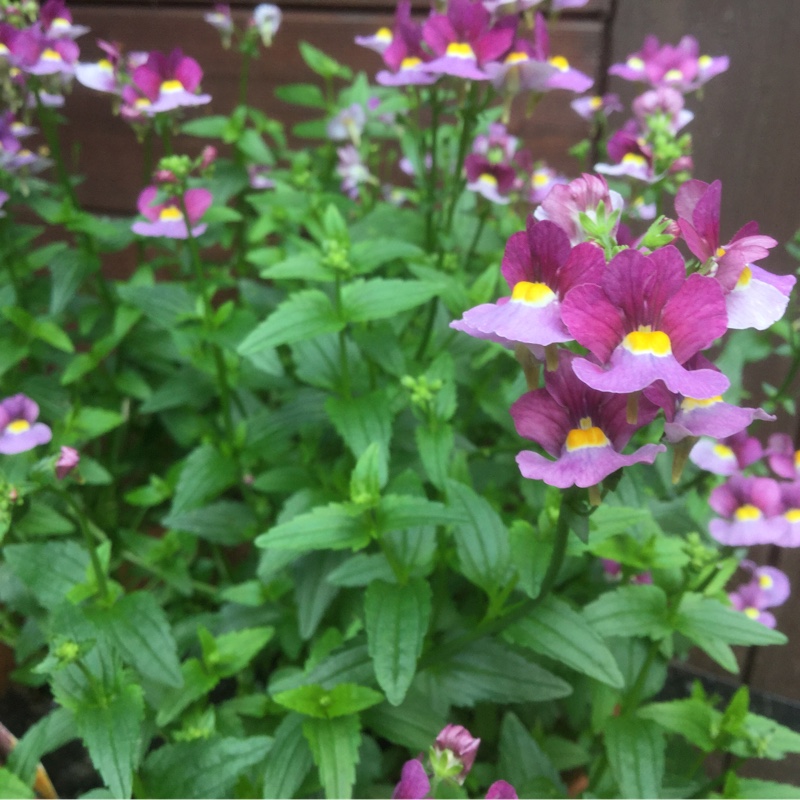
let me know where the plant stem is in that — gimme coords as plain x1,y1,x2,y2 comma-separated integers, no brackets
463,204,489,270
418,487,580,669
62,492,110,603
621,638,661,714
334,276,352,398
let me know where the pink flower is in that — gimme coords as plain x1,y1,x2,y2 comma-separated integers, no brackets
56,446,80,479
131,185,212,239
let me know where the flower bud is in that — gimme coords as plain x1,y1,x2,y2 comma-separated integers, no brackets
431,724,480,784
56,446,79,480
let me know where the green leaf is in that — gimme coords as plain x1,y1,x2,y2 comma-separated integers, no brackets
274,82,327,109
605,715,665,799
0,768,34,799
155,658,218,727
74,682,144,799
15,502,75,537
4,541,89,609
362,690,447,752
67,407,125,442
733,779,800,798
365,578,432,705
6,708,74,786
506,596,626,688
238,289,343,355
171,443,239,514
181,115,229,138
91,592,183,688
584,584,671,639
274,683,383,719
446,480,511,595
509,520,553,599
676,594,787,646
117,283,195,328
2,307,74,352
256,502,369,551
236,129,273,164
415,424,453,489
262,714,314,800
299,41,353,80
326,390,393,460
140,369,214,413
303,715,361,800
141,736,272,799
427,641,572,706
377,494,464,531
499,713,564,797
257,251,333,282
207,626,275,677
638,698,716,752
350,239,424,274
268,644,373,695
49,246,93,314
162,500,257,545
341,279,439,323
326,553,395,587
350,442,388,505
294,551,343,640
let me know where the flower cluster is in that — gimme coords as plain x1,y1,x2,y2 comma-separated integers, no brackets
728,561,790,629
393,724,517,799
452,166,793,496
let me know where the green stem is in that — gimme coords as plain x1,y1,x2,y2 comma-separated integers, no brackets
238,50,254,107
414,298,439,364
424,87,441,250
335,276,352,398
621,638,661,714
463,205,490,271
417,487,580,669
62,492,110,603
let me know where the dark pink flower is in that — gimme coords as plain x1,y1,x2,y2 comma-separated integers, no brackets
729,561,790,628
486,780,518,799
132,185,212,239
393,759,430,800
128,48,211,115
377,0,437,86
56,446,80,479
434,724,481,783
709,476,787,547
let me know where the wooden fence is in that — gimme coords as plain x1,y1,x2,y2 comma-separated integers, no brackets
47,0,800,783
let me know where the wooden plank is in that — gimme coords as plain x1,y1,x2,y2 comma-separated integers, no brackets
64,6,604,213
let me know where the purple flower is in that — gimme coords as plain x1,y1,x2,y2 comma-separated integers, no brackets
729,561,790,628
21,35,79,76
526,162,568,204
571,93,623,121
0,395,53,455
250,4,282,46
336,145,374,199
689,430,764,476
767,433,800,480
709,475,787,547
422,0,516,81
205,4,234,47
56,446,80,479
511,351,665,489
486,781,519,799
596,122,656,183
247,164,274,190
376,0,437,86
465,153,516,204
355,25,394,55
434,724,481,784
39,0,89,39
632,86,693,133
127,48,211,115
326,103,367,145
779,482,800,546
132,185,212,239
561,247,730,399
393,759,430,800
75,39,124,94
451,219,604,350
609,35,728,93
533,173,623,245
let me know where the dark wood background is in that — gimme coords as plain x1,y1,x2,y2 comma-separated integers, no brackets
57,0,800,782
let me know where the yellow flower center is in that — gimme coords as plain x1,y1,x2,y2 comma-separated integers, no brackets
698,55,713,69
622,328,672,356
42,48,62,61
734,504,762,522
565,417,609,451
712,444,734,459
400,56,422,70
511,281,556,307
376,27,393,42
135,97,151,108
715,246,726,258
621,153,646,167
589,96,603,109
0,43,9,55
785,509,800,523
160,79,184,94
446,42,475,60
795,450,800,467
664,68,683,81
97,58,113,71
549,55,570,71
6,419,30,434
159,206,184,221
681,396,723,411
504,51,529,65
627,56,645,70
744,607,760,620
479,173,497,186
758,573,774,590
532,172,550,188
734,266,752,290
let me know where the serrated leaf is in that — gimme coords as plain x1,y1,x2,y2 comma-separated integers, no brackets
15,502,74,537
415,424,453,489
262,714,314,800
256,502,369,552
362,690,446,752
274,683,383,719
584,584,671,639
676,594,787,646
327,553,395,587
237,289,342,355
294,551,343,640
365,578,431,705
506,596,625,688
2,307,74,352
162,500,256,545
269,644,373,695
117,283,195,328
171,443,239,514
274,82,326,109
446,480,511,594
350,239,424,274
141,736,272,799
211,626,274,677
325,390,393,459
6,708,74,787
155,658,218,727
638,698,716,752
377,494,464,531
734,779,800,798
605,715,664,799
303,715,360,800
341,279,439,323
499,712,564,797
258,252,333,282
75,682,144,799
4,541,89,609
67,407,124,442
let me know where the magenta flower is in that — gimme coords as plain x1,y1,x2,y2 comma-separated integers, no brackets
128,48,211,115
709,475,787,547
609,35,728,93
767,433,800,480
571,92,623,120
486,781,519,799
511,351,664,489
596,121,656,183
779,483,800,547
729,561,790,628
204,4,233,46
562,247,730,399
689,430,765,477
355,24,394,55
422,0,516,81
132,186,212,239
22,34,79,76
56,446,80,479
39,0,89,39
632,86,693,133
434,724,481,784
393,759,430,800
452,219,604,350
483,0,543,13
465,153,516,204
0,395,53,455
75,39,124,93
376,0,437,86
533,173,623,246
525,162,568,205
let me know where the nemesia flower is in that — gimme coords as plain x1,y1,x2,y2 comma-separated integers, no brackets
336,145,373,199
689,430,765,476
533,172,623,245
609,35,728,93
552,0,591,8
128,48,211,115
204,3,233,47
571,92,622,120
247,164,275,189
56,446,79,479
465,153,516,203
422,0,516,81
355,25,393,55
22,34,79,75
632,86,693,133
433,724,480,784
562,247,730,399
393,759,430,800
595,121,655,182
779,482,800,547
376,0,437,86
767,433,800,480
511,351,664,489
326,103,366,145
75,39,123,93
708,475,787,546
0,394,53,455
131,185,212,239
729,561,790,628
39,0,89,39
451,219,604,349
250,3,281,46
523,162,567,205
486,781,518,799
